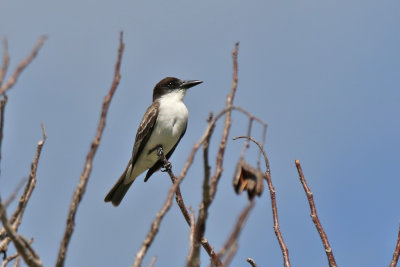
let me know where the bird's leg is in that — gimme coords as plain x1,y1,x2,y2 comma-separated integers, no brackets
157,146,172,172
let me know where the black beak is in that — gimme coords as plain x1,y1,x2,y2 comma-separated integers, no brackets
180,80,203,89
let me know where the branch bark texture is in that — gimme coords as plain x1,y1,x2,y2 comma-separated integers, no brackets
55,32,124,267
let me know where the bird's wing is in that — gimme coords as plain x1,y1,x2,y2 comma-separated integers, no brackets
144,121,187,182
131,101,160,168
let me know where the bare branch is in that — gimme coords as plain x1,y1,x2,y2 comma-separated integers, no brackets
240,117,253,159
0,36,46,95
12,255,19,267
188,43,240,267
186,208,196,264
390,224,400,267
148,256,156,267
257,122,267,170
178,105,266,183
233,136,291,267
0,201,42,267
1,251,18,267
56,32,124,267
209,42,239,199
133,149,185,267
0,95,7,164
219,201,255,265
163,159,223,265
10,124,47,229
246,258,258,267
0,37,10,88
201,238,220,266
295,160,337,267
3,178,27,208
0,124,46,258
187,120,213,267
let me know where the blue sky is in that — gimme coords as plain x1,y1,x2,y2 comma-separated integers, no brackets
1,0,399,266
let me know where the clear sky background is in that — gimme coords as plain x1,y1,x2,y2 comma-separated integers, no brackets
0,0,399,266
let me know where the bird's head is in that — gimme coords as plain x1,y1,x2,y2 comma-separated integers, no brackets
153,77,203,101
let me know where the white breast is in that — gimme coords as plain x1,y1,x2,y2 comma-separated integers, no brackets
129,90,188,180
156,90,188,137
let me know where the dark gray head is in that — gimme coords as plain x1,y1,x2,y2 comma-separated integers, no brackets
152,77,203,101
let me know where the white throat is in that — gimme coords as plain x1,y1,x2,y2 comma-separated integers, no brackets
159,89,186,103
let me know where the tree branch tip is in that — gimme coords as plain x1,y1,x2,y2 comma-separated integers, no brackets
232,135,246,141
40,122,47,140
118,31,124,46
246,257,258,267
295,159,300,166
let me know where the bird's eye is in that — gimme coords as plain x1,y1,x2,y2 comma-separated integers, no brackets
168,82,173,88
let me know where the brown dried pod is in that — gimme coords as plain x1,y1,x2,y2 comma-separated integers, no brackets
233,159,264,200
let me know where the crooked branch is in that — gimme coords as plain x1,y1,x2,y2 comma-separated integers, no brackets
0,124,47,267
219,201,255,266
0,202,42,267
0,36,46,95
295,160,337,267
0,37,10,88
188,43,239,267
55,32,124,267
246,258,258,267
132,148,183,267
233,136,291,267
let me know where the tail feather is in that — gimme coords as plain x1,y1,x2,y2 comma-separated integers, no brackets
105,167,134,207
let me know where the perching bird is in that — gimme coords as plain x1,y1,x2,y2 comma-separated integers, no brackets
105,77,203,206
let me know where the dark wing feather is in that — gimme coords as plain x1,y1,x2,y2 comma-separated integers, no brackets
144,121,187,182
131,102,160,168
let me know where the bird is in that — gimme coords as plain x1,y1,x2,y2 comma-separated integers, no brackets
105,77,203,206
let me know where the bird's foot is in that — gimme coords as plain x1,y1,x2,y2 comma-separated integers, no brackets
161,161,172,172
157,146,172,172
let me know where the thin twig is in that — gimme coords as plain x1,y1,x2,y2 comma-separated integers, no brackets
246,258,258,267
390,224,400,267
178,105,266,182
0,36,46,95
189,43,239,267
0,201,42,267
10,124,46,229
295,160,337,267
201,238,219,266
257,123,267,170
168,166,223,266
148,256,156,267
12,255,19,267
1,251,18,267
240,117,253,159
187,119,213,267
220,244,237,267
233,136,291,267
1,239,31,267
0,37,10,88
219,201,255,265
55,32,124,267
0,95,7,164
3,178,27,209
209,42,239,199
133,149,184,267
186,208,196,264
226,105,268,169
0,124,46,258
230,106,267,129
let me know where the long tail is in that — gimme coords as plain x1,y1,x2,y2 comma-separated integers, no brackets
104,165,134,207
